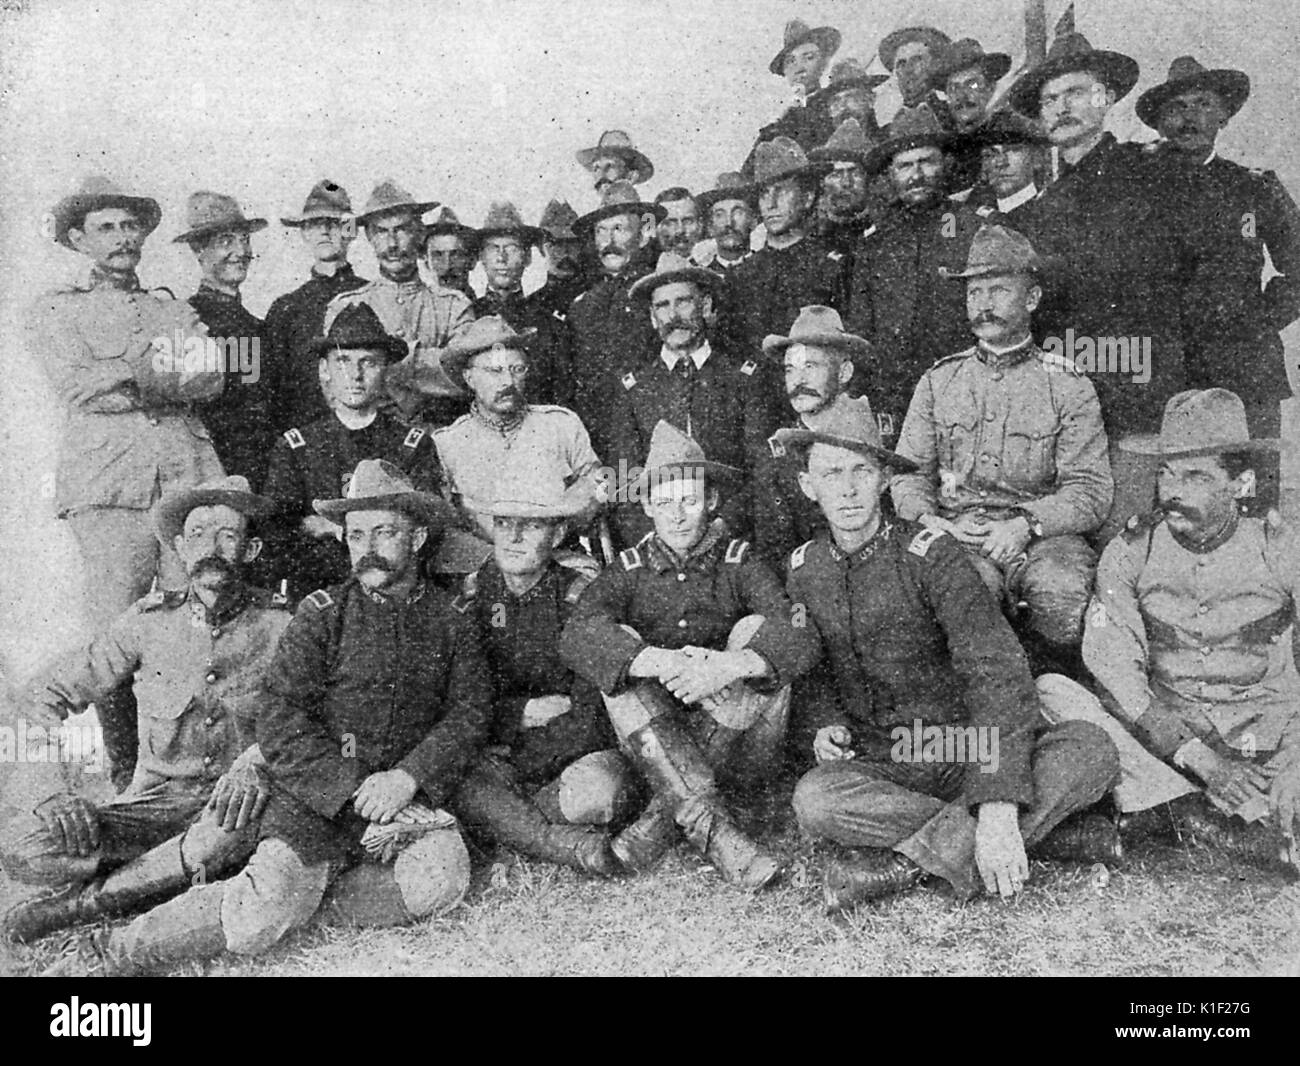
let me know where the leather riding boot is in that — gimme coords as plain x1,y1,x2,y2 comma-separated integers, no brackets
823,849,925,913
1031,812,1125,865
455,764,623,877
4,834,189,944
619,714,781,890
95,683,139,793
1172,798,1290,870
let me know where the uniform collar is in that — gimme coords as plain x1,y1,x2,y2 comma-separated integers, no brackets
827,520,893,566
471,401,528,435
361,578,429,606
645,521,727,573
311,262,356,282
660,340,711,372
1168,508,1240,555
996,183,1039,213
196,282,243,304
185,579,258,628
85,266,142,292
975,335,1036,368
378,273,426,293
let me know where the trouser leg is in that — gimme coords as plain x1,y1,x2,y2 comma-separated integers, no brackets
1011,536,1097,647
530,749,639,827
322,828,471,927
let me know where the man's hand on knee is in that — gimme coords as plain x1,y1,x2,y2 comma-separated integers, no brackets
975,801,1027,899
813,725,855,764
208,752,272,832
33,793,99,857
353,769,419,824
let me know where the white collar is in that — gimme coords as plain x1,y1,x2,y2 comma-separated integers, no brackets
997,183,1039,213
661,340,711,372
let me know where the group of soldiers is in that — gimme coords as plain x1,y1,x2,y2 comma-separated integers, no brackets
3,17,1299,976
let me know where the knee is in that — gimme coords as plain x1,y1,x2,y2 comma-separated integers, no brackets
1021,549,1094,645
222,838,328,956
1050,719,1121,789
180,816,256,880
1034,672,1101,726
726,615,765,650
557,751,638,825
792,767,839,839
393,829,471,919
0,813,93,887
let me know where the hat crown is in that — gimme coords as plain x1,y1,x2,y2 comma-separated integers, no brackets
453,314,528,353
184,190,251,231
298,179,351,217
805,395,886,451
788,304,851,342
643,420,710,473
342,459,418,502
886,106,947,140
751,137,812,184
827,57,870,87
821,118,873,155
1159,389,1253,452
596,130,636,152
71,173,134,199
962,223,1039,275
480,201,528,230
598,180,645,209
783,19,812,48
362,180,421,218
1166,55,1208,81
1046,31,1097,63
652,251,696,275
481,469,590,517
975,108,1043,143
321,302,400,351
190,474,254,496
538,199,579,233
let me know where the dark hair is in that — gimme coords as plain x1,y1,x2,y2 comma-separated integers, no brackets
654,186,696,206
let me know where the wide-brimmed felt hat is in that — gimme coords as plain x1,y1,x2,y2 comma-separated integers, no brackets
1136,55,1250,129
575,131,655,183
307,302,409,363
573,180,666,234
773,395,918,473
810,118,879,165
50,175,161,250
763,305,872,360
862,107,955,176
354,180,440,227
281,179,352,226
1007,33,1140,118
475,201,545,247
155,475,273,542
314,459,456,528
770,19,842,77
939,223,1043,280
628,251,722,302
537,199,580,241
960,109,1050,150
439,315,536,383
423,206,475,240
173,191,267,244
749,137,832,195
928,37,1012,90
695,172,751,212
624,421,742,500
1121,389,1279,459
465,473,596,520
809,57,889,106
878,25,952,72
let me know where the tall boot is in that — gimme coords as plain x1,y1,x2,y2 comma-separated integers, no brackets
95,683,139,793
619,712,781,890
42,883,228,977
4,834,189,944
454,765,623,877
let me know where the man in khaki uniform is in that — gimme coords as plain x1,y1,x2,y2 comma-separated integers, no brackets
892,225,1112,651
28,176,227,788
1082,390,1300,872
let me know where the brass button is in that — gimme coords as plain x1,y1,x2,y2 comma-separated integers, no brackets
211,627,222,638
677,619,688,629
205,671,217,684
677,573,686,582
1197,605,1208,615
204,717,215,726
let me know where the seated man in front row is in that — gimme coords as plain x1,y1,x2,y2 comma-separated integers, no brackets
1081,389,1300,875
2,477,289,944
785,397,1121,911
451,473,637,876
44,461,493,976
561,421,822,889
891,224,1112,657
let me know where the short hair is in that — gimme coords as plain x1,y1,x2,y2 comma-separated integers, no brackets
654,186,696,207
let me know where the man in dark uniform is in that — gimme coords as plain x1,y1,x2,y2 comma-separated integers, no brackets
423,207,478,301
262,180,369,432
693,173,758,274
531,199,588,319
963,110,1051,221
654,187,703,260
752,308,872,570
808,58,887,141
809,119,882,261
928,38,1012,193
561,422,822,887
781,401,1120,911
877,24,953,127
743,19,842,175
1137,56,1300,509
2,477,289,945
567,181,665,454
177,190,275,489
45,461,491,976
260,303,443,601
604,252,781,547
471,202,571,406
718,138,847,361
451,475,635,876
845,109,981,444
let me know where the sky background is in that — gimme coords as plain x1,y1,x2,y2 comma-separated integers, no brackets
1,0,1298,676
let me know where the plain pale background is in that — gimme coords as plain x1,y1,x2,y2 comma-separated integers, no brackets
1,0,1298,678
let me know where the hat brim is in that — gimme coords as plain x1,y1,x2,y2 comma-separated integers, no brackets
959,123,1050,150
879,27,951,72
808,74,891,107
475,224,547,248
463,487,593,520
1119,435,1280,459
354,201,441,227
313,492,457,529
280,210,351,227
574,146,655,183
619,459,742,501
172,217,269,245
53,194,161,249
1008,50,1140,118
307,333,409,362
155,487,273,542
763,331,872,359
862,130,955,177
808,145,871,166
538,224,581,242
770,26,842,76
1135,69,1250,129
930,52,1012,90
749,160,834,196
773,427,918,473
939,257,1046,281
440,328,538,382
695,187,753,212
573,199,667,234
628,265,722,302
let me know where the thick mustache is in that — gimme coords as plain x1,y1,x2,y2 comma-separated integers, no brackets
789,386,822,398
190,555,238,579
1160,501,1202,520
598,244,628,257
495,386,522,402
974,313,1005,325
353,552,396,573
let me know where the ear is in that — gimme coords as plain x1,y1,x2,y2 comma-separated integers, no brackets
67,227,88,254
837,356,855,387
411,526,429,553
706,487,721,514
797,469,818,503
549,521,568,549
173,533,186,559
241,537,263,564
1025,283,1043,314
701,293,715,319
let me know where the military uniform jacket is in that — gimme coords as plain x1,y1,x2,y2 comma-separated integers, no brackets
257,578,492,862
26,582,290,793
459,559,614,782
1154,148,1300,404
892,340,1113,535
472,287,574,408
785,521,1041,807
845,199,982,438
560,526,820,697
604,339,782,546
189,285,274,489
1084,514,1300,760
753,419,830,571
1029,134,1193,434
530,275,588,322
262,264,369,432
26,270,225,514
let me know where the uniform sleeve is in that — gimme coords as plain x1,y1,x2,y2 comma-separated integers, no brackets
1260,171,1300,333
559,567,646,694
24,608,148,725
26,295,140,411
844,241,876,341
915,535,1041,808
891,373,941,520
257,601,364,819
1022,375,1113,537
603,385,649,546
734,554,822,689
261,437,306,518
395,611,493,805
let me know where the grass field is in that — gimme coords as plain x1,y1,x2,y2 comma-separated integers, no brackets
5,826,1298,977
